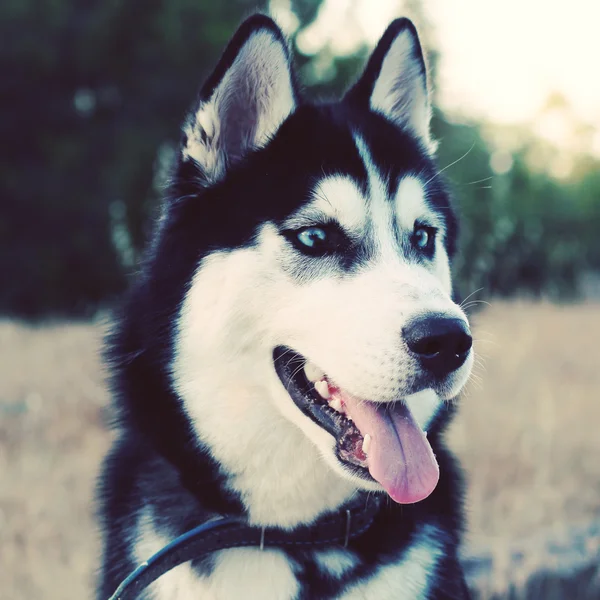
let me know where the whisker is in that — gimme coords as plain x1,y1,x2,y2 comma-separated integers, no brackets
423,142,476,186
461,300,492,313
286,363,307,391
467,377,483,391
273,348,297,365
473,359,487,372
459,287,485,308
472,329,497,344
462,176,494,186
313,189,334,211
169,193,198,204
462,299,491,308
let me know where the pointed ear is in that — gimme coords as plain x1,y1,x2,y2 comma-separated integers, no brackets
345,19,434,151
181,15,297,183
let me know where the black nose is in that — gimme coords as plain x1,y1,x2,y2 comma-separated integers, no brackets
404,315,472,378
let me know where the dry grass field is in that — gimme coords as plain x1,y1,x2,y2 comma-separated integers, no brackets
448,302,600,598
0,301,599,599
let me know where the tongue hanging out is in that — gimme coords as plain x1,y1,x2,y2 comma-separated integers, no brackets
285,352,440,504
331,388,439,504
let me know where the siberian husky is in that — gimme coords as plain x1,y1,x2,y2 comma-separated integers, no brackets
98,14,474,600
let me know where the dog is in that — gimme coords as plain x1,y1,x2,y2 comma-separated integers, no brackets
97,14,474,600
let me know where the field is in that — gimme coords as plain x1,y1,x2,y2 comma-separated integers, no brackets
1,301,599,599
447,302,600,598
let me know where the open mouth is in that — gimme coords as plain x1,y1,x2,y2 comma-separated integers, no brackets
273,347,440,504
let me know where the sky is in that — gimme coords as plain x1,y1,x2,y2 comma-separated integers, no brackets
274,0,600,154
428,0,600,126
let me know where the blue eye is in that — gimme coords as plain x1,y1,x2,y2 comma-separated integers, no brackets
413,224,436,252
297,227,327,249
284,224,346,256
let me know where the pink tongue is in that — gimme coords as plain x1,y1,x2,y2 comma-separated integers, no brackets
337,392,440,504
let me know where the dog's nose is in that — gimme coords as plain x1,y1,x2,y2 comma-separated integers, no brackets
404,315,472,378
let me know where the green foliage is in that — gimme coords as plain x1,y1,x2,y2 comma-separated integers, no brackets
1,0,598,318
432,115,600,300
1,0,270,317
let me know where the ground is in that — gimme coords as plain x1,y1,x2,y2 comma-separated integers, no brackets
0,301,599,599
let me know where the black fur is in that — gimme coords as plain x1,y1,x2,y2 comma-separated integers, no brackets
97,14,469,600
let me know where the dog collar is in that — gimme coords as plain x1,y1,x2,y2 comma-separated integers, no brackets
108,494,382,600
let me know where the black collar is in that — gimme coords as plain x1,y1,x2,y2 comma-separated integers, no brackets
108,494,382,600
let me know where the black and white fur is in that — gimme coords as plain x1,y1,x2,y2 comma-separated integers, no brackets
98,15,473,600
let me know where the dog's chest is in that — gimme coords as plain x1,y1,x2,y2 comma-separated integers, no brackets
140,528,442,600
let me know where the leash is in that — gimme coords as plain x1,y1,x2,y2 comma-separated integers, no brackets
108,494,382,600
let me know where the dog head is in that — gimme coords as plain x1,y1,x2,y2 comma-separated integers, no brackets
149,15,473,516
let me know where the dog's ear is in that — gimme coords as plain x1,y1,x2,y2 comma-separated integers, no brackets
181,15,297,183
345,19,434,151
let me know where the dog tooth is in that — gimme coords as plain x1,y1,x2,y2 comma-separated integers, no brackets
329,397,342,412
314,380,331,399
304,361,325,383
362,434,372,455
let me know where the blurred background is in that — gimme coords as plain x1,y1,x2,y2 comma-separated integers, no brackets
1,0,599,598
